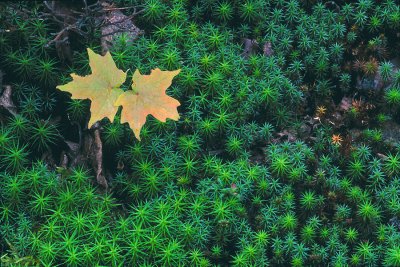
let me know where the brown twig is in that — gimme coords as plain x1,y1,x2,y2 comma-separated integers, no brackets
103,5,144,11
43,1,77,21
41,1,143,48
46,25,75,46
99,8,145,27
93,127,108,188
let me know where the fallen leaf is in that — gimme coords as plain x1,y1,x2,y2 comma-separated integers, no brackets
57,48,126,128
241,38,259,58
100,1,142,54
0,85,17,116
337,96,352,112
263,42,273,56
115,68,181,140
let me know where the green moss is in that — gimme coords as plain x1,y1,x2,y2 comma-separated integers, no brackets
2,0,400,265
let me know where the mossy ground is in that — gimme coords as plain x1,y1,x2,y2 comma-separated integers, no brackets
1,0,400,266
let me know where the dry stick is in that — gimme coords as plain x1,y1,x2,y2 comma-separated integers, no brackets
39,11,87,39
42,1,143,47
69,2,103,15
103,5,144,11
87,0,102,9
43,1,77,21
42,0,92,30
93,128,108,188
40,5,88,46
71,121,83,151
39,12,69,25
46,25,76,46
100,28,128,38
42,0,144,46
99,9,145,31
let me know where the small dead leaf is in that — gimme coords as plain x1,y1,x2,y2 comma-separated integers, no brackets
274,129,297,142
59,151,68,168
242,38,259,58
117,160,124,170
263,42,273,56
0,85,17,116
338,96,352,112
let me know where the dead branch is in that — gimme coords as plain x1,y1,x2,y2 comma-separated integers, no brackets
41,0,143,49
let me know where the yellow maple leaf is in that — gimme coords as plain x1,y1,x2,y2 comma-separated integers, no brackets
115,68,181,140
57,48,127,128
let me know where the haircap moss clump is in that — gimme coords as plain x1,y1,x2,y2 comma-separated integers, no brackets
1,0,400,266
